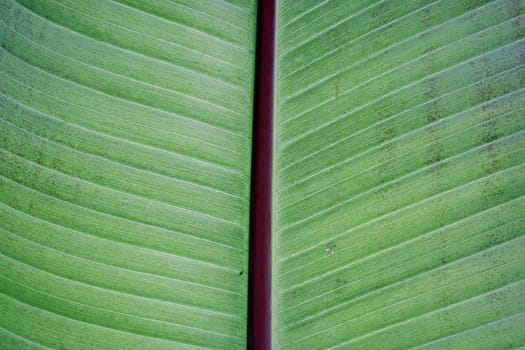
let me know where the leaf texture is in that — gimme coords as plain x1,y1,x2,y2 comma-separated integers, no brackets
272,0,525,348
0,0,256,348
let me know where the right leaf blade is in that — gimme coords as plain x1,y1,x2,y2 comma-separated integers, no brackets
272,1,525,348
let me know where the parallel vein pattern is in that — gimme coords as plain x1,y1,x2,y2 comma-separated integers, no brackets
273,0,525,348
0,0,256,349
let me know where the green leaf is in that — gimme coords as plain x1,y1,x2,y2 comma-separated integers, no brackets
272,0,525,349
0,0,256,348
3,0,525,348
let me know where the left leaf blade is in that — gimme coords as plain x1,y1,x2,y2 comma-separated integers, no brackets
0,0,257,348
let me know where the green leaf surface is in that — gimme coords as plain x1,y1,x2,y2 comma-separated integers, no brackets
0,0,256,348
272,0,525,348
3,0,525,348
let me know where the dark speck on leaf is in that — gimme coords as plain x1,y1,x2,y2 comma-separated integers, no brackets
325,243,336,255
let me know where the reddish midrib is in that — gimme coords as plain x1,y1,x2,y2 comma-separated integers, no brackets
247,0,275,349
